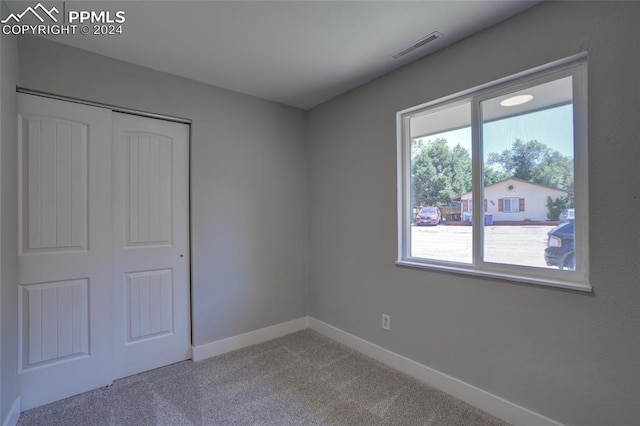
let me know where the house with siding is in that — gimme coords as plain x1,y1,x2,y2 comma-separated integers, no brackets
458,178,572,222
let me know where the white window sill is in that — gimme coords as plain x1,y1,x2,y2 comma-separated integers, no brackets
395,260,592,293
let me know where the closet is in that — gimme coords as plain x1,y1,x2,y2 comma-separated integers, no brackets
17,94,191,410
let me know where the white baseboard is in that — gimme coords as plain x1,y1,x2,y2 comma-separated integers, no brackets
308,317,563,426
2,397,20,426
192,316,309,362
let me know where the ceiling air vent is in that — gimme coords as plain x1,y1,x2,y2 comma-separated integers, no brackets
392,31,443,59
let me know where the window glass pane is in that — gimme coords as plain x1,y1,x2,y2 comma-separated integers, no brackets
481,76,576,270
409,102,472,263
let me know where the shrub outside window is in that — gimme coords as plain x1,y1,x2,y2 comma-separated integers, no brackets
396,55,589,291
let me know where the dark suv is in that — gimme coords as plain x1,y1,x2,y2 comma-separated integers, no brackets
544,220,575,270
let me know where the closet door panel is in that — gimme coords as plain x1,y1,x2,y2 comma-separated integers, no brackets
18,94,113,411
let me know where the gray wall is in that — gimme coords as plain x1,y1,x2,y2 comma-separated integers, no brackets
18,36,308,346
10,2,640,424
0,0,19,420
307,2,639,425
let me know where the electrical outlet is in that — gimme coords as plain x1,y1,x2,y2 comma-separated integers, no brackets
381,314,391,331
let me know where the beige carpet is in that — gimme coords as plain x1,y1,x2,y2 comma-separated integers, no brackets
18,329,510,425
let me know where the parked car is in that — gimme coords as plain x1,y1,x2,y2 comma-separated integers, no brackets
544,220,575,270
559,208,575,222
415,206,441,226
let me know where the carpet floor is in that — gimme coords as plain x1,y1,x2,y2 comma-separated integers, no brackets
18,329,510,425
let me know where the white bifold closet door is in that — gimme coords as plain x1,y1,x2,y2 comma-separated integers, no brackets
18,94,114,410
17,94,190,410
112,112,190,379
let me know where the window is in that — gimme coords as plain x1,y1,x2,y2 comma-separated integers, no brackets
502,197,521,213
397,55,589,291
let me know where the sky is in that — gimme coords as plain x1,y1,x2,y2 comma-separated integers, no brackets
415,104,574,161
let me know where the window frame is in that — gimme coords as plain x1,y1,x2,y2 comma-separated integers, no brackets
396,54,590,292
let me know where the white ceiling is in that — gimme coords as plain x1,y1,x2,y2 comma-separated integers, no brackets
13,1,539,109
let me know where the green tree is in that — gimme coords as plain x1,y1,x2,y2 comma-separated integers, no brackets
487,139,573,190
411,138,425,158
534,151,574,191
483,166,509,186
546,196,574,220
411,139,471,206
452,144,472,193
